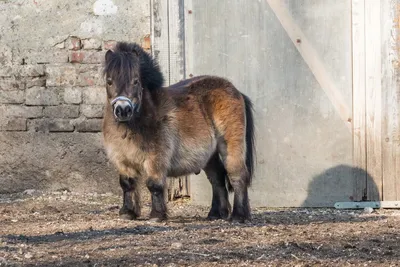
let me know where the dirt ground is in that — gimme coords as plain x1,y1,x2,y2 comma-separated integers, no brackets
1,191,400,267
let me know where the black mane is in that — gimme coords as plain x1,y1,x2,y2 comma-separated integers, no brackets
104,42,164,91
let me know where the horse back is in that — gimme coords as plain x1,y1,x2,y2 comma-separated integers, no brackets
165,75,247,166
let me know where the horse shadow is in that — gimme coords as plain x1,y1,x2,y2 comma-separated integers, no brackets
251,164,383,226
302,164,380,207
2,225,174,245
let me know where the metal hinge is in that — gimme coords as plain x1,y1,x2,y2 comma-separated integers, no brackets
335,201,400,209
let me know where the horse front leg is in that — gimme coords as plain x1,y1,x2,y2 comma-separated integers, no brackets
146,177,167,221
144,154,169,221
119,175,141,220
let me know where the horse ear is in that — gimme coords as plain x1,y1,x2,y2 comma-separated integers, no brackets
105,49,114,62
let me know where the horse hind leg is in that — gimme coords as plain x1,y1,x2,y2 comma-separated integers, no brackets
203,153,231,220
219,139,251,223
119,175,141,220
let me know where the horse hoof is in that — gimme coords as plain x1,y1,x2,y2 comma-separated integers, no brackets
230,217,246,223
149,210,167,222
119,212,138,220
119,208,137,220
148,217,166,223
207,215,221,221
229,214,251,224
207,214,229,221
207,209,230,221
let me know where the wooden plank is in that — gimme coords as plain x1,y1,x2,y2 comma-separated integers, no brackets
381,0,400,201
365,0,383,201
183,0,193,78
182,0,195,198
266,0,352,132
151,0,170,85
151,0,190,199
168,0,190,198
168,0,185,83
351,0,367,201
152,0,173,199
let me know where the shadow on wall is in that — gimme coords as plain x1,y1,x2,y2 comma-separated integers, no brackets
302,164,379,208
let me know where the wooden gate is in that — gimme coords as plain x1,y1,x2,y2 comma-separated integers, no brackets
151,0,400,207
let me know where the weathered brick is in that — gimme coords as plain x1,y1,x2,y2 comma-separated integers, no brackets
76,65,103,86
69,51,104,64
28,119,74,132
0,91,25,104
81,104,104,118
45,64,77,86
64,87,82,104
23,51,69,64
69,52,84,64
15,65,45,77
67,37,82,51
43,105,79,118
0,77,25,90
103,40,117,50
74,118,102,132
0,105,43,118
49,119,74,132
25,77,46,88
83,87,106,104
142,35,151,50
82,38,102,50
0,118,27,131
26,87,60,106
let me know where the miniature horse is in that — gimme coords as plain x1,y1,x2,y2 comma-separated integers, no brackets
102,42,255,223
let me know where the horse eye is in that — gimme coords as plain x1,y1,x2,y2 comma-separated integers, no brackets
106,78,112,86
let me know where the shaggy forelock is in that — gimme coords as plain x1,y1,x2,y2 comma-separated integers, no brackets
103,43,140,90
103,42,165,92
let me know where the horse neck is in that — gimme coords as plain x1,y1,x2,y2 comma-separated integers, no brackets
138,88,157,119
126,88,165,131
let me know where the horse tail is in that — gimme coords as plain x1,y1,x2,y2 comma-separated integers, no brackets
242,93,256,186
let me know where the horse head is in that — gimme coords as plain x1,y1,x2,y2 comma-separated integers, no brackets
103,43,144,122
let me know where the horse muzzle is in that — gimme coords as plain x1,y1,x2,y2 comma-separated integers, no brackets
111,96,135,122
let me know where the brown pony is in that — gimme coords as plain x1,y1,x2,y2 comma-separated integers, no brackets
102,42,255,223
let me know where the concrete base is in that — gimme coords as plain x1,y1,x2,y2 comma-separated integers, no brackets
0,132,119,194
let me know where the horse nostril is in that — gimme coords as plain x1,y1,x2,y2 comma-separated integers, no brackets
125,105,133,117
115,106,123,117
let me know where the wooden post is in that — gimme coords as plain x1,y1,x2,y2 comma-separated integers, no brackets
151,0,190,201
365,0,383,201
351,0,367,201
381,0,400,201
151,0,170,82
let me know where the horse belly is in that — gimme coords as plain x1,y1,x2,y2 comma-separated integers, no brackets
168,138,217,177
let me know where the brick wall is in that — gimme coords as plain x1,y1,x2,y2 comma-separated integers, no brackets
0,0,151,194
0,36,152,194
0,37,153,133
